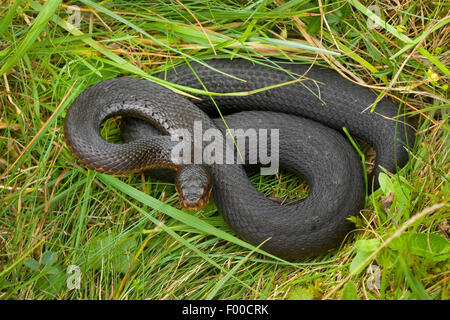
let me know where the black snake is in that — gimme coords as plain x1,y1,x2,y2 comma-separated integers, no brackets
64,59,414,260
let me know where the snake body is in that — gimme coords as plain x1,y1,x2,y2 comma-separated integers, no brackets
64,59,414,260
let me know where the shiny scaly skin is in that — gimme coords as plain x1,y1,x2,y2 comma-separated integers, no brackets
161,59,413,181
64,77,215,208
64,59,414,260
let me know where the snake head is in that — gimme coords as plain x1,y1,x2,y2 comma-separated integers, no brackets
175,165,213,210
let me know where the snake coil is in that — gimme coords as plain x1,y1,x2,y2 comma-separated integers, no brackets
64,59,414,260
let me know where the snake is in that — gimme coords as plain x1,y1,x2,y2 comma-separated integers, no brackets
64,59,414,260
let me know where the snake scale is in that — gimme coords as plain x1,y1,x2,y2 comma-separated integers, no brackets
64,59,414,260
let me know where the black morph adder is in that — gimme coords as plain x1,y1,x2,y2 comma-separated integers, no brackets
64,59,414,260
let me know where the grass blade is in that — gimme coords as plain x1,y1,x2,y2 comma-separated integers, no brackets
0,0,62,77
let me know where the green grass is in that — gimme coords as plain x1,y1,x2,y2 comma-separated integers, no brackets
0,0,449,300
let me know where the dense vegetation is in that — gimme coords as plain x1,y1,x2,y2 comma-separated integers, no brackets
0,0,448,299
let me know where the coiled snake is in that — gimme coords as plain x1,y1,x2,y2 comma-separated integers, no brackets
64,59,414,260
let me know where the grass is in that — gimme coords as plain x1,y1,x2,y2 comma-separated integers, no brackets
0,0,449,300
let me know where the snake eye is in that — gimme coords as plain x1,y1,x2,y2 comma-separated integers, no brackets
175,165,212,210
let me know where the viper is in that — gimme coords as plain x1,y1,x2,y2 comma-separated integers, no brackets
64,59,414,260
